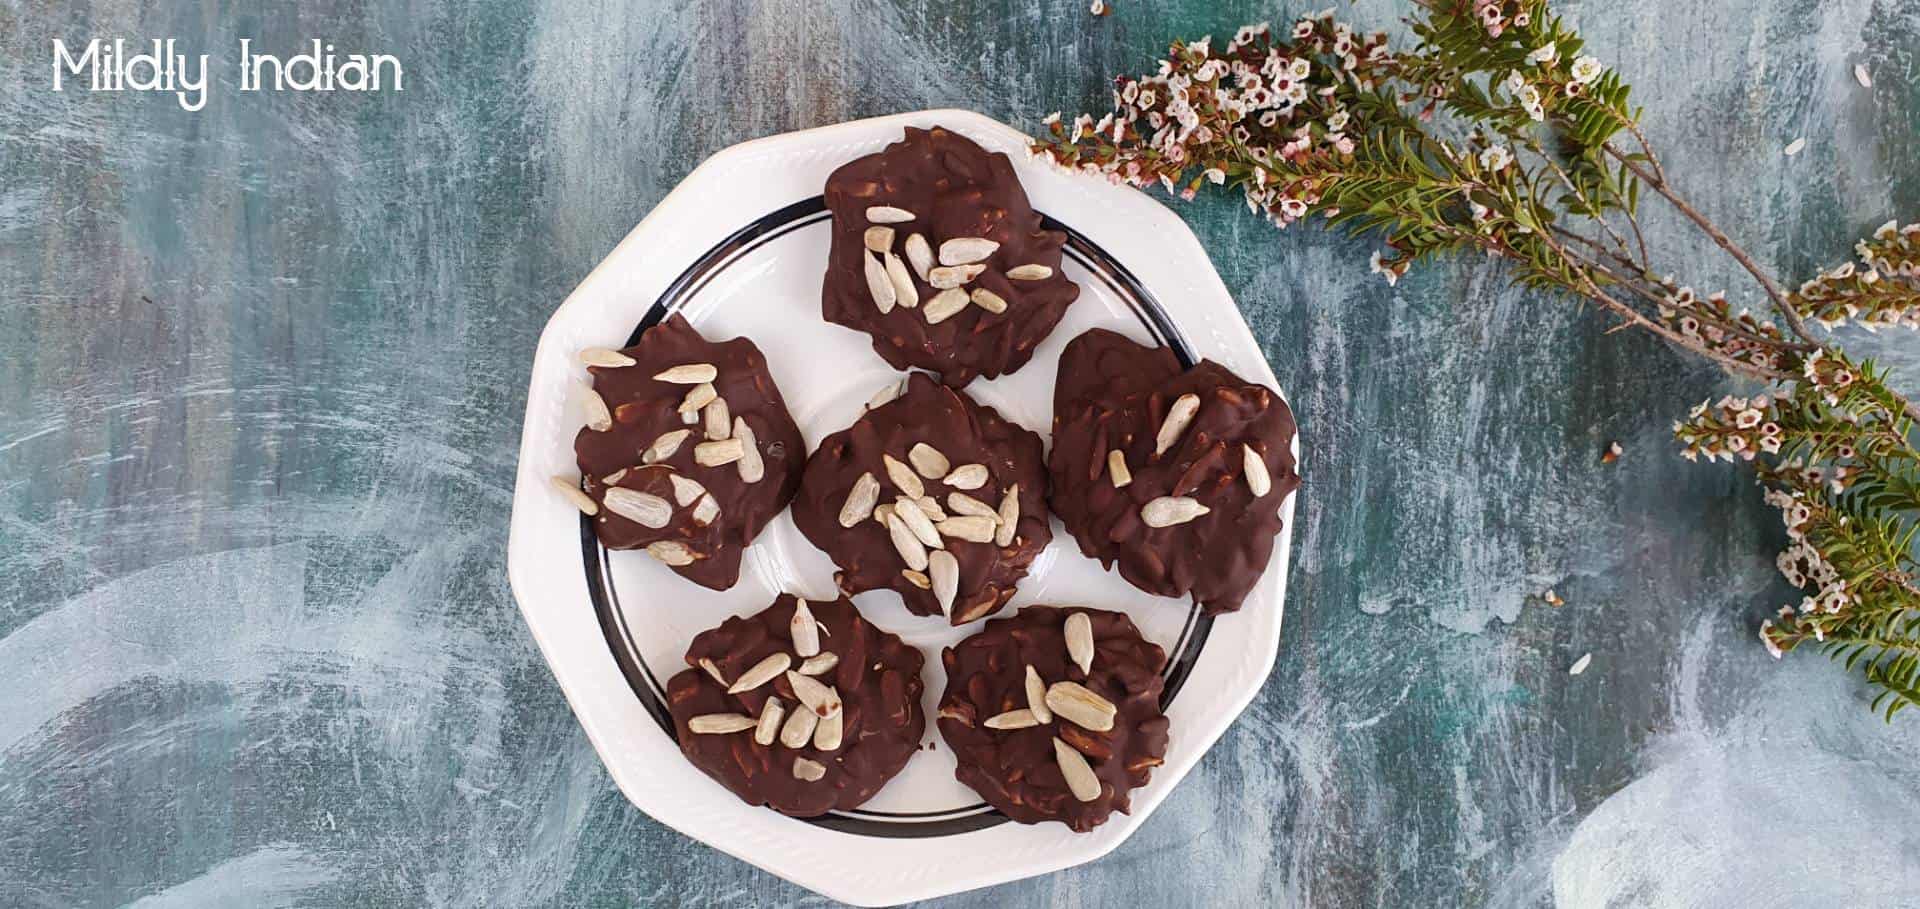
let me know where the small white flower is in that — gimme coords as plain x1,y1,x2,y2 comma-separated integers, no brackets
1569,55,1604,85
1327,110,1350,131
1760,620,1784,659
1736,408,1763,429
1370,251,1401,286
1478,144,1513,172
1527,42,1559,66
1502,70,1527,96
1204,167,1226,185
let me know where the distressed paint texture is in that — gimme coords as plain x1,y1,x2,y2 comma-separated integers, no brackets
2,0,1919,905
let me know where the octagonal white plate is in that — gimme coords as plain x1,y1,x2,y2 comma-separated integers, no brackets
507,109,1299,906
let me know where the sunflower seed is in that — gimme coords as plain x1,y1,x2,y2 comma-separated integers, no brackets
923,288,969,324
894,497,943,548
1155,393,1201,456
884,252,919,308
733,418,764,483
947,491,998,519
944,464,988,490
865,378,907,412
863,225,896,252
798,652,839,676
904,233,934,280
909,442,950,478
1107,449,1133,487
578,347,636,368
678,382,716,414
1006,263,1054,281
928,264,987,289
937,704,973,726
785,671,843,718
916,495,947,521
1141,496,1211,527
1243,443,1272,497
698,657,728,686
1065,612,1095,675
704,397,730,441
790,599,821,658
866,205,915,223
550,476,600,515
779,705,819,748
644,429,692,463
728,652,792,694
1025,665,1052,722
873,503,895,527
812,708,844,751
838,472,880,527
681,409,699,425
646,541,696,566
690,494,720,526
864,252,897,313
689,714,757,734
970,288,1008,314
792,756,827,781
578,380,612,431
603,488,672,527
654,363,718,384
1046,681,1117,731
995,484,1019,546
901,569,931,589
668,474,707,507
883,454,925,499
602,468,629,486
929,549,959,615
938,237,1000,265
936,515,997,542
985,709,1041,730
1855,62,1873,88
1054,737,1102,801
694,438,744,467
755,698,786,745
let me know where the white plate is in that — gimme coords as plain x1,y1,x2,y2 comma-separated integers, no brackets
507,109,1299,905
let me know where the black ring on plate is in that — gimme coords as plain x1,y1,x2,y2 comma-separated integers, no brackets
581,196,1212,838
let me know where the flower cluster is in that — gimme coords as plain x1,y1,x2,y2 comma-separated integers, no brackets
1674,393,1782,461
1656,285,1792,371
1791,220,1920,331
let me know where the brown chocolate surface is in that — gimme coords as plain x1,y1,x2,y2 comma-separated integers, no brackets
935,605,1169,832
791,372,1051,625
573,314,805,590
1048,328,1301,614
666,594,926,816
821,125,1081,387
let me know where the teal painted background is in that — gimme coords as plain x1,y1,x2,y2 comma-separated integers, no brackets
4,1,1919,905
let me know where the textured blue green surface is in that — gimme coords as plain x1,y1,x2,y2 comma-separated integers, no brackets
4,1,1920,906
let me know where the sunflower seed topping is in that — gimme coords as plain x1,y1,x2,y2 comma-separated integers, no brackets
884,252,919,308
923,288,969,324
944,464,989,490
1045,681,1117,732
681,409,699,425
644,429,692,464
839,472,880,527
698,657,728,686
1006,263,1054,280
790,599,821,658
1025,665,1052,722
1154,393,1201,456
985,709,1041,730
785,671,843,718
1141,496,1211,528
1065,612,1095,675
812,708,844,751
916,495,947,521
883,454,925,499
947,491,998,519
779,705,819,748
863,225,896,252
755,698,785,745
550,476,600,515
578,381,612,431
938,237,1000,265
995,484,1020,546
1054,737,1102,801
703,396,730,440
646,540,696,566
792,756,827,781
866,205,915,223
603,488,672,527
890,511,932,567
690,494,720,526
929,549,959,615
733,418,764,483
578,347,636,368
689,714,757,734
970,288,1008,313
798,652,839,676
904,233,934,280
654,363,718,384
893,497,943,548
1243,443,1272,497
901,569,932,589
927,264,987,289
728,652,792,694
936,515,997,543
873,503,895,527
694,438,745,467
668,474,707,507
865,378,907,413
864,252,897,313
1107,449,1133,487
678,382,717,414
909,442,951,479
602,468,629,486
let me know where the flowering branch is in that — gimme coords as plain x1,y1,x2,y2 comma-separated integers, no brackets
1035,0,1920,719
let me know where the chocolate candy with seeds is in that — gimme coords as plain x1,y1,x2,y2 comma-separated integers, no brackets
1047,328,1300,614
936,605,1169,832
792,372,1051,624
821,126,1080,387
666,594,926,816
573,314,805,590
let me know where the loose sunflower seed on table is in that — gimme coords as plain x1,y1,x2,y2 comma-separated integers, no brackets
550,476,599,515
